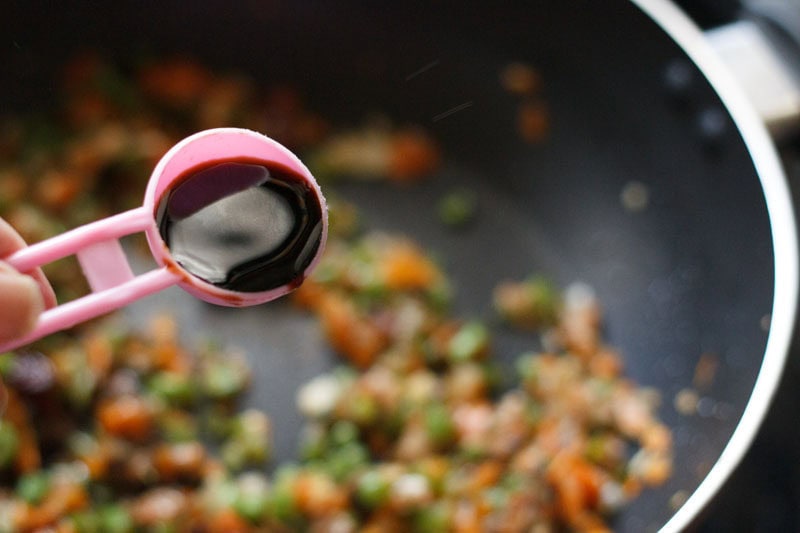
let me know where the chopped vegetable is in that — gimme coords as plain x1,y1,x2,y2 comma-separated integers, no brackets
0,54,671,533
438,189,477,228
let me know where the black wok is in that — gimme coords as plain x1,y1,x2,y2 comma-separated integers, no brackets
2,1,797,531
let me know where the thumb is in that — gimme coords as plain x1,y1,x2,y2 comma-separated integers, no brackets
0,272,44,344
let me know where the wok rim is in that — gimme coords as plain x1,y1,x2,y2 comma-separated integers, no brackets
632,0,799,531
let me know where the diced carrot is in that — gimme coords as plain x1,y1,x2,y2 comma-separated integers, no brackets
547,452,606,524
468,461,503,494
138,59,211,107
0,169,28,204
81,449,110,480
4,390,40,473
96,395,154,442
152,442,207,482
83,331,115,381
65,93,116,127
149,314,178,344
379,241,440,291
518,100,549,143
642,423,672,453
16,482,89,530
207,508,252,533
361,510,406,533
388,129,440,182
693,353,719,390
154,342,193,374
500,63,542,96
571,511,613,533
129,487,187,526
589,348,623,379
452,500,482,533
291,278,327,310
148,315,193,373
35,169,83,211
294,471,348,517
318,293,387,368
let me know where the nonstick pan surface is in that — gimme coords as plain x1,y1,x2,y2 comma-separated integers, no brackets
3,1,797,531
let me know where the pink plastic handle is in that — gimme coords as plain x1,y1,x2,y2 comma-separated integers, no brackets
0,208,182,353
0,128,327,353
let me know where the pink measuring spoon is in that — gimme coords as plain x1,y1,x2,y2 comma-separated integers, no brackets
0,128,328,353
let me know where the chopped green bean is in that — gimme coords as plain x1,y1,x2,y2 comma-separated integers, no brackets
0,420,19,469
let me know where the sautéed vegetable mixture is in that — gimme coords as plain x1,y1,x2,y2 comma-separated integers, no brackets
0,55,672,532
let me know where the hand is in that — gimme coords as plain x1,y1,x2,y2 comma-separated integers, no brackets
0,218,56,345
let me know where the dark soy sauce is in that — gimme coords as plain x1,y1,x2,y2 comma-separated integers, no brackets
156,159,323,293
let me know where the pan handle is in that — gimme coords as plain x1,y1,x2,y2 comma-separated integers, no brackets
704,1,800,140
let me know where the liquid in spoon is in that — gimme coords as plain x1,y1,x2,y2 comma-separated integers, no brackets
156,159,323,293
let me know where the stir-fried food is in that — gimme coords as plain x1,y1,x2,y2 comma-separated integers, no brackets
0,55,672,532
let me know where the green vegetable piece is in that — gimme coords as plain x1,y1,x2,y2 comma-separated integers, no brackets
234,476,270,523
327,198,361,239
64,356,98,408
0,420,19,468
424,404,455,447
447,322,489,362
266,466,300,522
483,486,509,510
150,523,178,533
355,469,390,509
208,479,239,510
16,471,51,505
299,425,328,461
147,371,195,405
229,410,272,465
349,391,379,425
221,440,249,472
425,280,453,312
515,353,538,381
330,420,359,447
326,441,369,482
438,190,477,228
71,510,101,533
413,501,450,533
525,276,560,324
235,490,268,523
158,410,199,443
99,505,134,533
0,353,14,377
202,359,248,399
206,406,234,438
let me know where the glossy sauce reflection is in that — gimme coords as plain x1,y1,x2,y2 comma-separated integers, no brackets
156,159,323,293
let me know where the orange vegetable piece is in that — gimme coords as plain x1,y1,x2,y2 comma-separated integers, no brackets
152,442,207,482
83,331,115,380
388,129,440,182
318,293,387,368
16,482,89,530
294,471,348,517
207,509,252,533
518,100,549,143
468,461,503,493
379,241,440,291
138,59,211,107
589,348,623,379
4,390,40,473
34,169,83,211
96,395,154,442
291,278,326,310
547,452,606,526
